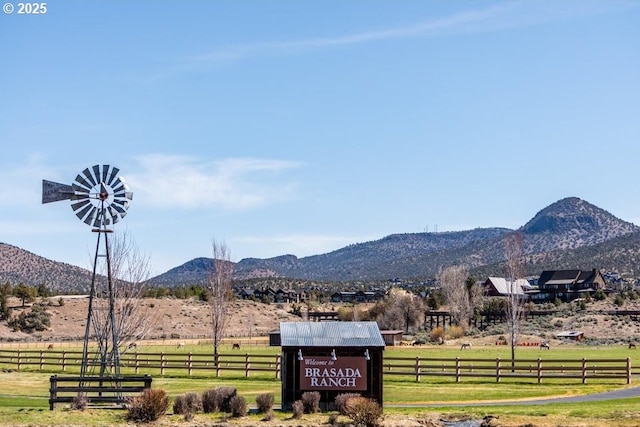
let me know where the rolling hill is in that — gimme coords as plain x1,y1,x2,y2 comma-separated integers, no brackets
2,197,640,291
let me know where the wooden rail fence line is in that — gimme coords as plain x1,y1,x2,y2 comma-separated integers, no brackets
0,350,632,384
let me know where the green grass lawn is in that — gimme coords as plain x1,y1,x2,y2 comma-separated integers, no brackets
1,343,639,426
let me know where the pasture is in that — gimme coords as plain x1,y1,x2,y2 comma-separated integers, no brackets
1,341,640,426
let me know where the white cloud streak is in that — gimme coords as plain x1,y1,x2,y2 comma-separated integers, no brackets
127,154,301,210
183,0,637,66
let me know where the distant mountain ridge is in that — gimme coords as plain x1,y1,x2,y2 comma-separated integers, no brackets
2,197,640,290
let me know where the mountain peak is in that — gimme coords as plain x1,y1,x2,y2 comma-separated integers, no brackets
520,197,638,252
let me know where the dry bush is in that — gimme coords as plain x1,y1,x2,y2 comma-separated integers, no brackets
301,391,320,413
430,326,445,343
255,392,275,413
126,389,169,422
70,392,88,411
229,395,247,418
172,392,202,415
335,392,360,415
202,389,219,413
447,325,465,339
344,397,383,427
292,400,304,419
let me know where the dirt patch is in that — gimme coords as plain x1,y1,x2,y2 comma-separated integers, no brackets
0,297,301,342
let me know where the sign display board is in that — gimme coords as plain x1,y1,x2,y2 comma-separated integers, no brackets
299,356,367,391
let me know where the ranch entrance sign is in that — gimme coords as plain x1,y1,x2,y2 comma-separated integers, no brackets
279,321,385,410
300,356,367,391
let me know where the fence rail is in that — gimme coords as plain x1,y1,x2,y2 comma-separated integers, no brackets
383,356,632,384
0,349,631,384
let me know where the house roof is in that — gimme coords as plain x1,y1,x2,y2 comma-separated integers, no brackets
485,277,528,295
279,321,385,348
539,269,600,285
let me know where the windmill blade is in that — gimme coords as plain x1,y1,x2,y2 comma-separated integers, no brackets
91,165,102,186
42,180,74,204
92,208,105,227
71,199,91,212
73,176,92,193
82,168,97,187
107,206,121,224
106,166,119,186
83,206,99,226
74,203,93,222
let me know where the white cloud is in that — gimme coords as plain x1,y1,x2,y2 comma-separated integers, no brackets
183,0,636,66
127,154,301,210
0,153,58,207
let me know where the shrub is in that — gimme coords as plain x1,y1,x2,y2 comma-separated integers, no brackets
229,395,247,418
58,297,65,307
301,391,320,413
255,392,274,413
593,289,607,301
173,392,202,415
70,392,88,410
202,389,219,413
8,304,51,332
447,325,465,339
429,326,445,343
292,400,304,419
126,389,169,422
344,397,383,427
216,386,237,413
335,393,360,415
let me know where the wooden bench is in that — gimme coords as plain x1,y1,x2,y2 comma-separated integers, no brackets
49,374,152,410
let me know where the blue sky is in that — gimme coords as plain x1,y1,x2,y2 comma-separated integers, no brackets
1,1,639,276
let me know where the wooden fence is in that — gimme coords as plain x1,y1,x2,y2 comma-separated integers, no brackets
0,349,282,378
383,356,632,384
0,349,632,384
49,374,152,410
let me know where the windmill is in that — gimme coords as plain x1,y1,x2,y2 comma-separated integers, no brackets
43,165,133,378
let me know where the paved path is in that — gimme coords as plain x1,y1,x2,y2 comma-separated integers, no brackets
388,386,640,407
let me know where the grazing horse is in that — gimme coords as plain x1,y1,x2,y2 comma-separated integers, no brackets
460,342,471,350
47,344,54,350
232,342,241,350
125,342,138,351
540,341,550,350
629,342,637,349
177,342,186,349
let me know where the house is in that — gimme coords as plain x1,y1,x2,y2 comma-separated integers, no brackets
483,277,530,297
537,269,606,302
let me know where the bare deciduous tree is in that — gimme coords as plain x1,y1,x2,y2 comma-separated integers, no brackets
90,230,154,376
376,289,423,333
504,231,526,370
208,239,234,368
438,265,473,330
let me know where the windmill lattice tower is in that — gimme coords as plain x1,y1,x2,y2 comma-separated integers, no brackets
42,165,133,379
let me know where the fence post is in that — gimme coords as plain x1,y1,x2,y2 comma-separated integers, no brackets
49,375,57,410
455,357,461,383
160,352,166,375
627,357,632,385
62,351,66,372
188,352,193,376
40,351,44,371
17,350,21,371
537,358,542,384
415,356,421,382
245,353,250,377
275,354,281,379
496,358,501,383
582,358,587,384
215,353,220,378
135,352,140,374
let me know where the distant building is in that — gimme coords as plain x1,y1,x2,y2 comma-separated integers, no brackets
482,277,530,297
537,269,606,302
